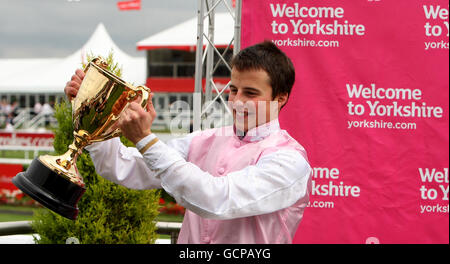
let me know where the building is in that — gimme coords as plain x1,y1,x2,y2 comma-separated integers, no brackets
0,13,234,131
0,23,145,130
137,12,234,131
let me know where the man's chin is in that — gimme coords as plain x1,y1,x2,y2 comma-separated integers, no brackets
233,121,257,136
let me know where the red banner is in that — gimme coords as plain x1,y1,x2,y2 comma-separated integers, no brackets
0,132,54,147
242,0,449,243
117,0,141,11
0,164,23,200
145,78,230,93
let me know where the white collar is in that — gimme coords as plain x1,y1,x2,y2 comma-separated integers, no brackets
234,118,281,143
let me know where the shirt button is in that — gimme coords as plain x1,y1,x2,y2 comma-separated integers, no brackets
218,168,225,175
234,141,241,148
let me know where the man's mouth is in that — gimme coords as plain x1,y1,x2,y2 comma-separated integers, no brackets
234,110,247,118
234,109,254,119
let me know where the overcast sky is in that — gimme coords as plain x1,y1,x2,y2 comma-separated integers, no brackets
0,0,218,58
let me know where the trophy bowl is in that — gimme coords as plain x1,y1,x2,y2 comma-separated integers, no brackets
12,57,150,220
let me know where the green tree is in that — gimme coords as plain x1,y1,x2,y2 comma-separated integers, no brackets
32,52,161,244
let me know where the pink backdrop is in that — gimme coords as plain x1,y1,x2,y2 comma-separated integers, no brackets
241,0,449,243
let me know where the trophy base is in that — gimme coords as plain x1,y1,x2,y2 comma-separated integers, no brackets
12,158,86,220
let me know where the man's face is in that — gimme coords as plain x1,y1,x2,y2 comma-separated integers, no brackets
228,68,283,133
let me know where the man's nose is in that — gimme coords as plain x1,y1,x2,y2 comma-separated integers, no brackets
232,90,247,104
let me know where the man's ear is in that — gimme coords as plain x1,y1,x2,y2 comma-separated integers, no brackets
276,93,289,110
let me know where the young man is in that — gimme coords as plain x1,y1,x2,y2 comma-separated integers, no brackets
64,41,312,244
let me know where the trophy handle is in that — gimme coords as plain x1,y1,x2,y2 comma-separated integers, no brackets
122,85,150,110
85,57,108,75
135,85,150,110
88,85,151,143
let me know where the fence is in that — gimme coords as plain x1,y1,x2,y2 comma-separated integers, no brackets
0,220,182,244
0,109,57,130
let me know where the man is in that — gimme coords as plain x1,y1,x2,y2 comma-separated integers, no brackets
65,41,312,244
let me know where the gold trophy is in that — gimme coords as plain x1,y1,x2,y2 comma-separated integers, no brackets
12,57,150,220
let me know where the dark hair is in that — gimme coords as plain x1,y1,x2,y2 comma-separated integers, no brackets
231,41,296,100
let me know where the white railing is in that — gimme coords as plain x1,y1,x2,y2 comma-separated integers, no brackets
0,108,57,130
26,113,56,130
0,220,182,244
12,109,30,129
153,110,194,131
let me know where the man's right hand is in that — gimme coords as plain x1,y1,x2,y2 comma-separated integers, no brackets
64,69,85,101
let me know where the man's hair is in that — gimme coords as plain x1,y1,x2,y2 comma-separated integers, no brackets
231,41,296,100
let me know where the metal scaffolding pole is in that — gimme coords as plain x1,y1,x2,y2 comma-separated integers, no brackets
234,0,242,56
205,0,215,105
193,0,205,132
193,0,242,132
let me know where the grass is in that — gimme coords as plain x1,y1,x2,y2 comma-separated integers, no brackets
0,205,36,222
0,150,53,159
155,213,184,223
0,213,33,222
0,205,183,223
0,205,37,212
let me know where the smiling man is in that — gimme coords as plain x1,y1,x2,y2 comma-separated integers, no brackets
65,41,312,244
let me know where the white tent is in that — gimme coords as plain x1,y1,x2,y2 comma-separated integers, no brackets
0,23,146,94
137,12,234,51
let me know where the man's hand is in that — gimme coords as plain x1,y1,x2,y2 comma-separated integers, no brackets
118,93,157,145
64,69,85,101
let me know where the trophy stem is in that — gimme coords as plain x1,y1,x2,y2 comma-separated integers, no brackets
56,143,78,170
53,130,90,187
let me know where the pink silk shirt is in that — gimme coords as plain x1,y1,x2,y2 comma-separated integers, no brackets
86,119,312,244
